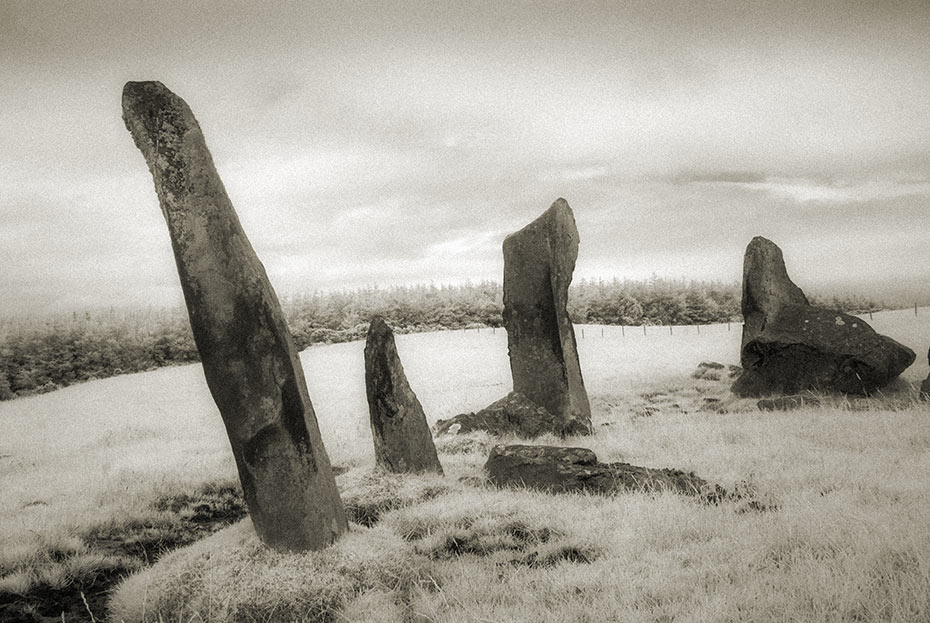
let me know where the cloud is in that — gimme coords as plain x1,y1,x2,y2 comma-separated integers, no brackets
2,1,930,313
666,171,769,185
667,170,930,205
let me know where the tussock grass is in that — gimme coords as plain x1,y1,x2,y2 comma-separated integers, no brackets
107,469,930,622
107,519,438,623
109,398,930,622
340,469,455,527
0,478,248,620
3,310,930,621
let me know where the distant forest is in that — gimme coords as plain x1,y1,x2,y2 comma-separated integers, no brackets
0,278,884,400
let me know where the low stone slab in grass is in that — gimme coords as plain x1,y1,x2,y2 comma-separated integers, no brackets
485,445,724,501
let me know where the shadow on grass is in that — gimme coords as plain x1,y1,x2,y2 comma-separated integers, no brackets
0,482,248,623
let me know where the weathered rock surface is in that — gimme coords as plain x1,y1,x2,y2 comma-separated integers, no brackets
740,236,809,347
757,395,821,411
921,349,930,400
122,81,347,552
365,317,443,474
485,445,723,500
501,199,592,435
732,237,915,397
435,391,567,438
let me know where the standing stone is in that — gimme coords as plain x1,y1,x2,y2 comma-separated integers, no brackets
122,81,347,552
501,198,592,435
732,236,915,397
740,236,809,349
364,317,443,474
920,349,930,400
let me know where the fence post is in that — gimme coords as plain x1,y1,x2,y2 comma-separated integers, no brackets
669,325,673,336
601,328,604,337
697,324,700,335
643,324,646,336
621,325,625,337
581,328,585,339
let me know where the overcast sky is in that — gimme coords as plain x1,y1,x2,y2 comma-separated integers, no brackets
2,1,929,315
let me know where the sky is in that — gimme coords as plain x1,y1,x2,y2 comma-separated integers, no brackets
2,0,929,315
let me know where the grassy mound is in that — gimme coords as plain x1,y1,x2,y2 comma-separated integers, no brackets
108,395,930,623
109,464,930,622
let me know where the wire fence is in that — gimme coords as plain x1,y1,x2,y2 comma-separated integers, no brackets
461,304,925,339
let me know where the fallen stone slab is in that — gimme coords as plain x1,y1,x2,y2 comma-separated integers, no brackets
733,237,914,397
485,445,725,501
435,392,569,439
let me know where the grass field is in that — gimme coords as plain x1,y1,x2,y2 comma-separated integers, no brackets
1,309,929,621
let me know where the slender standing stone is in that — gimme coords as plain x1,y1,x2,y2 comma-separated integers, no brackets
365,317,443,474
122,81,347,552
502,198,592,435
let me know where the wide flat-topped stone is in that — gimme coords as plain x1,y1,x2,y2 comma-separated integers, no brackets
485,445,723,500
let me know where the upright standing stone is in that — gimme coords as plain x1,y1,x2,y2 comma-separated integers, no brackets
502,198,591,435
364,317,443,474
740,236,809,349
122,81,347,552
732,236,915,397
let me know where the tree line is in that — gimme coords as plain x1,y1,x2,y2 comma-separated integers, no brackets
0,278,883,401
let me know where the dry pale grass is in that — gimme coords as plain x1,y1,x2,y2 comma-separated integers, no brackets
109,400,930,622
2,309,929,621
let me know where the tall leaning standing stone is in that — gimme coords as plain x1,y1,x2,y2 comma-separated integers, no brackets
502,198,592,435
122,81,347,552
364,317,443,474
